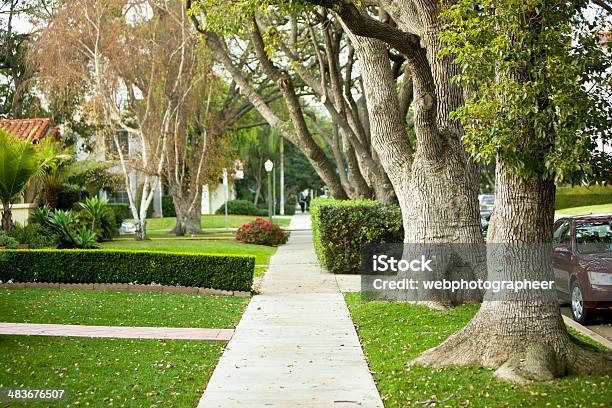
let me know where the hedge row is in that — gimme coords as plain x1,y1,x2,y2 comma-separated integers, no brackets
0,249,254,292
555,185,612,210
311,198,404,274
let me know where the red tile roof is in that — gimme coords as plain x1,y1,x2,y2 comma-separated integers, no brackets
0,118,60,142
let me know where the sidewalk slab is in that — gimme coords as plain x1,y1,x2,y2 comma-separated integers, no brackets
0,323,233,341
198,213,383,407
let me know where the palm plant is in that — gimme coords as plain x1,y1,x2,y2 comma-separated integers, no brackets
35,137,72,208
78,196,108,232
0,129,70,231
72,227,99,249
0,129,41,231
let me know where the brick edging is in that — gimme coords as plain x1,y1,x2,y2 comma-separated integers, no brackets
0,282,251,297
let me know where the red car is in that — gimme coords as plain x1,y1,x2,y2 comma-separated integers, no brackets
552,215,612,323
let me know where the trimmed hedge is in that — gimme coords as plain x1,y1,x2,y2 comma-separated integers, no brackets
0,249,255,292
216,199,259,216
311,198,404,274
555,185,612,210
283,203,296,216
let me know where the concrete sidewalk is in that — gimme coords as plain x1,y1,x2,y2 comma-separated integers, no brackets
198,213,383,407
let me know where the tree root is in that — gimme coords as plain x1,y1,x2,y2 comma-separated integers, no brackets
411,300,453,311
407,322,612,383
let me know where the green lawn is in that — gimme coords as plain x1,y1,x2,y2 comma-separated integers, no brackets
0,336,221,407
101,239,276,266
137,214,291,231
556,203,612,216
0,288,249,328
345,293,612,407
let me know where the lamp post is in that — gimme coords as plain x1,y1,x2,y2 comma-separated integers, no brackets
222,168,228,229
279,139,284,215
264,159,274,221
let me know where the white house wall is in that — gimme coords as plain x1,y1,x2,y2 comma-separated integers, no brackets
202,183,235,215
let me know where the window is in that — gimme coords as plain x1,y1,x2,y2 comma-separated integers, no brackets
560,226,572,246
105,130,129,159
553,221,568,244
575,221,612,254
108,189,130,205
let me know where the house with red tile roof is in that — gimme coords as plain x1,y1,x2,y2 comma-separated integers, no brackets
0,118,61,225
1,118,234,220
0,118,60,142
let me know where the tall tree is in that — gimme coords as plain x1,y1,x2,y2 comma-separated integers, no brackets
188,2,395,201
32,0,200,239
295,2,486,304
0,0,53,117
411,0,612,381
257,13,397,203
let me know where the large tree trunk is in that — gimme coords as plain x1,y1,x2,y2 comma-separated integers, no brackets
342,134,373,199
171,187,202,235
411,161,612,382
344,23,484,305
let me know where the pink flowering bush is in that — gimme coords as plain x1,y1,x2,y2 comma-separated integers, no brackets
236,218,288,246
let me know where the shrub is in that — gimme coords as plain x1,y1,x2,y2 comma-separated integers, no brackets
78,209,117,240
281,202,296,216
7,223,57,248
236,218,288,246
56,184,82,210
107,203,130,225
72,227,99,249
256,208,269,216
0,249,254,291
162,196,176,217
0,232,18,249
555,185,612,210
217,199,259,216
311,198,404,274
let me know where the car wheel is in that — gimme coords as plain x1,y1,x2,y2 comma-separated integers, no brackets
570,280,589,324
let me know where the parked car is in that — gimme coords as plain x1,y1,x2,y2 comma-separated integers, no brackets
552,215,612,323
480,211,492,237
478,194,495,212
119,221,136,235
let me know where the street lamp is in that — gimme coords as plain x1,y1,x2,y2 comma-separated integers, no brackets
264,159,274,221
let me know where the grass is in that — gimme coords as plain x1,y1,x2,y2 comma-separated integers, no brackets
101,239,276,266
137,214,291,231
0,288,249,328
556,203,612,216
0,335,221,407
344,293,612,407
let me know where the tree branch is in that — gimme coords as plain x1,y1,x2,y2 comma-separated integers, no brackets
303,0,422,58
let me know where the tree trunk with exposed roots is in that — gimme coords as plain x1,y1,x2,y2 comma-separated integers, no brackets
411,161,612,382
